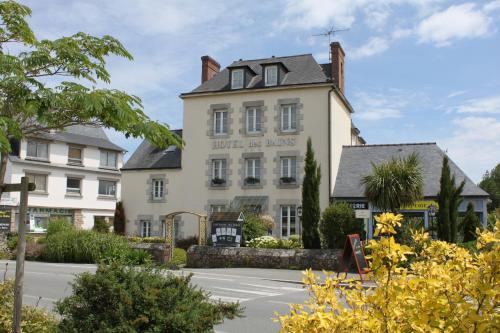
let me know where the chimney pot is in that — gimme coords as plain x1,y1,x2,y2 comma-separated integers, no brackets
201,55,221,84
330,42,346,94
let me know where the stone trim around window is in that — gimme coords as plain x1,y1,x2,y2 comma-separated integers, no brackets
238,152,266,189
273,98,304,136
272,199,301,238
273,150,304,189
146,174,168,203
134,214,154,237
206,103,234,138
239,100,267,137
205,153,232,189
204,199,230,216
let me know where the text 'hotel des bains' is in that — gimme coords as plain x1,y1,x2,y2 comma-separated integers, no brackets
121,42,488,240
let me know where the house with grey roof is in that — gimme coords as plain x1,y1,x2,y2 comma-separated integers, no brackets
121,42,366,240
1,125,124,232
332,142,489,238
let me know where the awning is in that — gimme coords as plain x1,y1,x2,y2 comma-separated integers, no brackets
229,196,269,214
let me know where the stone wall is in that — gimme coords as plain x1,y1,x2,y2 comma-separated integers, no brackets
130,242,171,264
186,246,342,270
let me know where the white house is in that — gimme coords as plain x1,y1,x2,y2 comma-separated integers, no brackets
121,42,362,239
0,125,123,232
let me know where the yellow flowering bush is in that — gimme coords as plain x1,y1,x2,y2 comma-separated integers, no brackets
276,213,500,332
0,280,58,333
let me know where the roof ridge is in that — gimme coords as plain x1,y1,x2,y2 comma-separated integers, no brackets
344,142,437,148
230,53,313,64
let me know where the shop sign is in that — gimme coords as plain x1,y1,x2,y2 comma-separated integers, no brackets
355,209,370,219
400,201,439,211
0,197,17,206
0,208,11,232
211,221,242,247
28,207,73,215
347,201,369,210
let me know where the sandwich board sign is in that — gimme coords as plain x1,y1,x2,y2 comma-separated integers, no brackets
210,211,244,247
337,234,369,281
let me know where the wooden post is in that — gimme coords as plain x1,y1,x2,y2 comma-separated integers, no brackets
12,177,30,333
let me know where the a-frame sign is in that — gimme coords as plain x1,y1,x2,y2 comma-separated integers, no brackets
337,234,370,281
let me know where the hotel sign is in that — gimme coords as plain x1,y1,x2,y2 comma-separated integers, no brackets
213,137,296,150
400,201,439,211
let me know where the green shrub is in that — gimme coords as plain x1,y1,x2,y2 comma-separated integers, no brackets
175,236,199,251
125,249,152,265
242,214,268,245
41,230,141,264
171,248,187,266
395,217,424,246
92,218,110,233
6,232,34,251
56,263,243,332
46,219,73,238
458,240,478,254
320,202,364,249
1,280,58,332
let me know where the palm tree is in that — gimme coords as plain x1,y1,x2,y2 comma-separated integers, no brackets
361,153,423,212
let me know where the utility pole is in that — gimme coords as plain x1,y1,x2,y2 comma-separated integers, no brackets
2,177,35,333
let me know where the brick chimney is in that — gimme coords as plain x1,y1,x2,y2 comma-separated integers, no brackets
330,42,345,94
201,55,220,84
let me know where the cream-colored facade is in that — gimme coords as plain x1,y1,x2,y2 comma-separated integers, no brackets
122,45,362,239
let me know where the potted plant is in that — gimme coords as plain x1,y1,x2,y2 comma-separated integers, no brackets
211,177,226,185
280,176,296,184
244,176,260,185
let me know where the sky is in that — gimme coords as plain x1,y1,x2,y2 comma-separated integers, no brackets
18,0,500,182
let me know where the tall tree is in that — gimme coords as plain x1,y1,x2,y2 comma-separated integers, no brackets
437,156,465,243
0,1,181,194
301,137,321,249
449,174,465,243
437,157,452,241
462,202,480,243
479,163,500,212
361,152,423,212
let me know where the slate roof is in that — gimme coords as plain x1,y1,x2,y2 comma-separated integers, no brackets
333,143,488,198
35,125,124,151
185,54,332,95
122,130,182,170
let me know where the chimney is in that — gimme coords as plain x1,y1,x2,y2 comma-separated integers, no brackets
201,55,220,84
330,42,345,94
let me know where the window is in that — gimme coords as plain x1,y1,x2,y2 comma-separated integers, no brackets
265,65,278,86
212,159,227,185
210,205,226,214
140,220,151,237
245,158,260,185
98,180,116,197
280,104,297,132
281,205,297,238
26,140,48,160
68,146,83,165
280,157,297,183
66,177,81,194
231,69,244,89
100,150,117,168
246,107,262,133
213,110,228,135
26,173,47,192
152,178,164,200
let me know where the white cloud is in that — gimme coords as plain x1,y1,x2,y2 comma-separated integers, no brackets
350,37,390,59
454,95,500,114
392,28,414,40
484,0,500,12
439,116,500,182
353,89,428,121
447,90,467,98
417,3,493,47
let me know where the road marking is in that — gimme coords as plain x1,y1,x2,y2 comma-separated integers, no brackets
209,295,250,303
213,287,281,297
182,269,304,283
241,283,304,292
191,276,235,282
267,300,293,306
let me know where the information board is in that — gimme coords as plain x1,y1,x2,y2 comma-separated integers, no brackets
211,221,242,247
0,208,11,233
338,234,369,281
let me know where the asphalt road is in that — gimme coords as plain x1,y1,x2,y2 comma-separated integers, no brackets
0,260,319,333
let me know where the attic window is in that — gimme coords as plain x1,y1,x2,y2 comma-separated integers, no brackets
265,65,278,86
231,69,244,89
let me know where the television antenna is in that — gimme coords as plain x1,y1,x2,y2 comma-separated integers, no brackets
313,26,349,44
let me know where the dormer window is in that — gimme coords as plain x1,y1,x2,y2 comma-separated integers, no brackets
265,65,278,86
231,69,244,89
